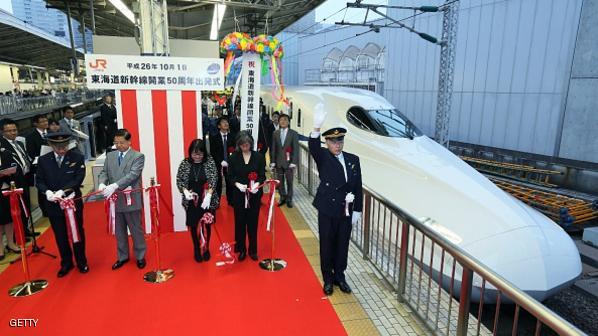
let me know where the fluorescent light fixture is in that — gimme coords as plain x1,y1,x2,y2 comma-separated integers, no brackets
209,4,227,40
108,0,135,24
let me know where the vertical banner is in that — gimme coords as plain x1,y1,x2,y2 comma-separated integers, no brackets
240,53,261,151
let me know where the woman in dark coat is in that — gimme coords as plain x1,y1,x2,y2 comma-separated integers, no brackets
228,131,266,261
176,139,219,262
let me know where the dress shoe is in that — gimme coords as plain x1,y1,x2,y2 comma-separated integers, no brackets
335,281,352,294
136,259,146,269
194,252,203,263
203,250,211,261
287,200,293,208
111,259,129,270
57,265,74,278
7,246,20,254
78,265,89,274
323,283,334,296
278,198,286,207
249,253,258,261
238,251,246,261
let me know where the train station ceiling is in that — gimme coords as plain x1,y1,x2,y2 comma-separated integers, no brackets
45,0,325,41
0,9,83,70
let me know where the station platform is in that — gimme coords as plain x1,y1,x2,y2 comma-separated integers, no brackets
0,164,431,335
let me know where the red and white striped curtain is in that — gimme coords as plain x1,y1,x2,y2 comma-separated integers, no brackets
115,90,203,233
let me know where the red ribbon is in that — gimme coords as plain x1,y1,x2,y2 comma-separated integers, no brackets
285,146,292,162
2,188,26,246
257,143,263,151
104,193,118,235
59,197,80,243
199,212,214,249
215,242,235,267
227,146,235,155
246,172,258,209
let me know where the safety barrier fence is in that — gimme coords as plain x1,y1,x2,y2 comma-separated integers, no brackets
0,90,104,115
296,142,584,336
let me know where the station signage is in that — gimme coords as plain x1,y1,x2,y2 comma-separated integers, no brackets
85,54,224,91
240,53,261,150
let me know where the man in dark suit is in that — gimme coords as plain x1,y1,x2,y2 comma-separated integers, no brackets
270,114,299,208
0,118,36,237
36,132,88,277
228,107,241,135
210,117,236,206
309,105,363,296
26,114,49,217
26,114,48,160
100,94,118,152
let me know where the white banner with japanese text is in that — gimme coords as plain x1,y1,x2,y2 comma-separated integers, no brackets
85,54,224,91
240,53,261,151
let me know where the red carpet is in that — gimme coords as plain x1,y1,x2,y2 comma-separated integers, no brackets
0,200,346,335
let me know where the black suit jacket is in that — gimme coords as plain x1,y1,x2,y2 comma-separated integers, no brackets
210,132,237,170
309,135,363,218
26,130,47,160
36,150,85,217
100,103,117,130
227,151,266,206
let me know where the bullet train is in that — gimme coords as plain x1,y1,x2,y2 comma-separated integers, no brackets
261,86,581,302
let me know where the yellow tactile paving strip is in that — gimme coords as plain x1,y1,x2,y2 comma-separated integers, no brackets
280,203,381,336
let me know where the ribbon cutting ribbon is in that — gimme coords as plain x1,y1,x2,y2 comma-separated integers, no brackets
266,179,280,232
58,194,80,243
123,187,134,206
2,188,27,246
215,242,235,267
104,193,118,235
199,212,214,249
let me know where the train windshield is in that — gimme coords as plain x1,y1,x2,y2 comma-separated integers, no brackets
347,106,421,139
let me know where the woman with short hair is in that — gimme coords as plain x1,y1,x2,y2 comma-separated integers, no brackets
176,139,219,262
228,131,266,261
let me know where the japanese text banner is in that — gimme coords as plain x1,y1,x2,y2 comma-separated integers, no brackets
85,54,224,91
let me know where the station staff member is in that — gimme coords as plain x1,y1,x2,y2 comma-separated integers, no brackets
36,132,88,277
309,104,363,296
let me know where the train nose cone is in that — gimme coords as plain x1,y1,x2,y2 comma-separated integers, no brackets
464,220,581,301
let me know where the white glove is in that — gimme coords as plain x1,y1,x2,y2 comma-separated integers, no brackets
45,190,56,202
183,188,194,201
201,193,212,209
249,183,259,194
235,182,247,193
289,163,296,169
53,189,65,200
102,183,119,198
270,163,276,169
345,192,355,203
98,183,106,191
221,161,228,168
313,102,327,128
351,211,362,225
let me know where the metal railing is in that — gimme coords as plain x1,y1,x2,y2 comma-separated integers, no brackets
304,64,385,84
0,89,104,115
296,142,585,336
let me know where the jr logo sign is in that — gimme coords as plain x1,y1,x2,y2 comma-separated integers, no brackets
89,59,107,70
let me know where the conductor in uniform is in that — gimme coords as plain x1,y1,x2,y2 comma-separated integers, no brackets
309,104,362,296
36,132,88,277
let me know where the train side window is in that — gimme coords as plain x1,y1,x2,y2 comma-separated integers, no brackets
297,108,302,127
347,106,375,132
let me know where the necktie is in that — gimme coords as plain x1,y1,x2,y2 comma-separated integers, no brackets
42,131,47,139
118,152,124,166
223,135,227,159
56,155,63,168
12,140,29,172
